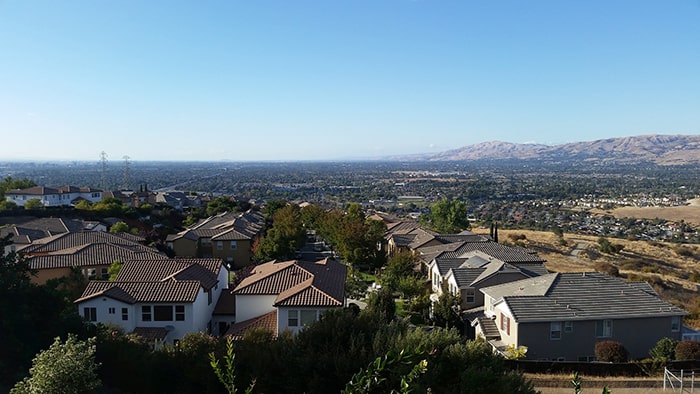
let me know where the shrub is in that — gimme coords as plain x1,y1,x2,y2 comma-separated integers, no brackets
595,340,628,363
594,262,620,277
675,340,700,360
649,337,678,362
508,233,527,242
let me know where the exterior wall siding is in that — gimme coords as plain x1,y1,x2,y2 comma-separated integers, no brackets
235,295,277,322
518,316,684,361
211,240,253,269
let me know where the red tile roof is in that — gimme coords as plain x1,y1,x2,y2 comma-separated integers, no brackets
75,280,201,303
225,310,277,339
234,258,346,307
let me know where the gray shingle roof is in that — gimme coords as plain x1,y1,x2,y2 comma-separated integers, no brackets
482,272,687,322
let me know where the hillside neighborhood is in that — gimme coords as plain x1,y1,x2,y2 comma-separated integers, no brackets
2,184,695,362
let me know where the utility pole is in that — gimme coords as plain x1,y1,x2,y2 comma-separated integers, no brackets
122,155,131,191
99,151,108,191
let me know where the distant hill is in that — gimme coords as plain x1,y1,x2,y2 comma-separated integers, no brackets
415,134,700,165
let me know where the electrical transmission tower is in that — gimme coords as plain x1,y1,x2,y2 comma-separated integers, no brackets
122,155,131,190
100,151,108,190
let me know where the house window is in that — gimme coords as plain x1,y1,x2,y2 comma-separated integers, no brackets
142,306,152,321
201,238,212,245
154,305,173,321
122,308,128,321
672,316,681,332
564,321,574,333
550,322,562,340
500,313,510,336
175,305,185,321
595,319,613,338
216,241,223,250
108,307,116,314
288,310,299,327
300,310,318,326
83,307,97,322
86,268,96,279
465,288,475,303
230,241,237,250
101,268,109,280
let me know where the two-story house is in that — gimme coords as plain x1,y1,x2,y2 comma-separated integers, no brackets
475,272,688,361
428,243,547,295
5,185,103,207
223,258,346,339
75,258,229,344
18,231,165,284
440,250,548,311
166,210,264,269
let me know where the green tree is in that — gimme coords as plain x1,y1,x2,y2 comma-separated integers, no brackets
253,204,306,261
0,177,36,198
432,285,461,329
108,259,122,281
421,197,470,233
346,267,369,299
11,335,101,394
649,337,678,362
366,287,396,323
0,200,17,210
23,198,43,210
109,221,130,234
206,196,239,216
381,251,417,292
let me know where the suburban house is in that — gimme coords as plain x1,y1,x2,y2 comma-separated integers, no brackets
439,250,548,310
427,242,548,296
75,258,229,345
223,258,346,339
5,185,103,207
474,272,688,361
0,217,101,253
166,210,264,269
18,231,165,284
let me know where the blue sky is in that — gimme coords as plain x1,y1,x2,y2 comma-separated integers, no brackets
1,1,699,161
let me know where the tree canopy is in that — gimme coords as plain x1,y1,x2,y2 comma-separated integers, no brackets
421,197,470,234
11,335,101,394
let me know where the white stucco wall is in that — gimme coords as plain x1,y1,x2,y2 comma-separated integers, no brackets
235,295,277,322
77,297,136,333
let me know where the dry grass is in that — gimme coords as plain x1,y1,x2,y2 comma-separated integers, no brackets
472,227,700,328
590,198,700,226
526,373,669,393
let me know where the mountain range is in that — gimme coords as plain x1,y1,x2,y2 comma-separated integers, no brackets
413,134,700,165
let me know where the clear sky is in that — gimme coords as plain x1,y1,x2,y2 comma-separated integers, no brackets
1,1,699,162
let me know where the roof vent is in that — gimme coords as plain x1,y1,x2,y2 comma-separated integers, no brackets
566,304,570,309
582,272,586,277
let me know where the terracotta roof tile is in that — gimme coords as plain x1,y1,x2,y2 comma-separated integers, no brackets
225,310,278,339
132,327,169,342
76,280,201,303
234,258,346,307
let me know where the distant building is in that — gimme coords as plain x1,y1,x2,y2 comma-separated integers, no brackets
5,185,103,207
166,210,264,269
